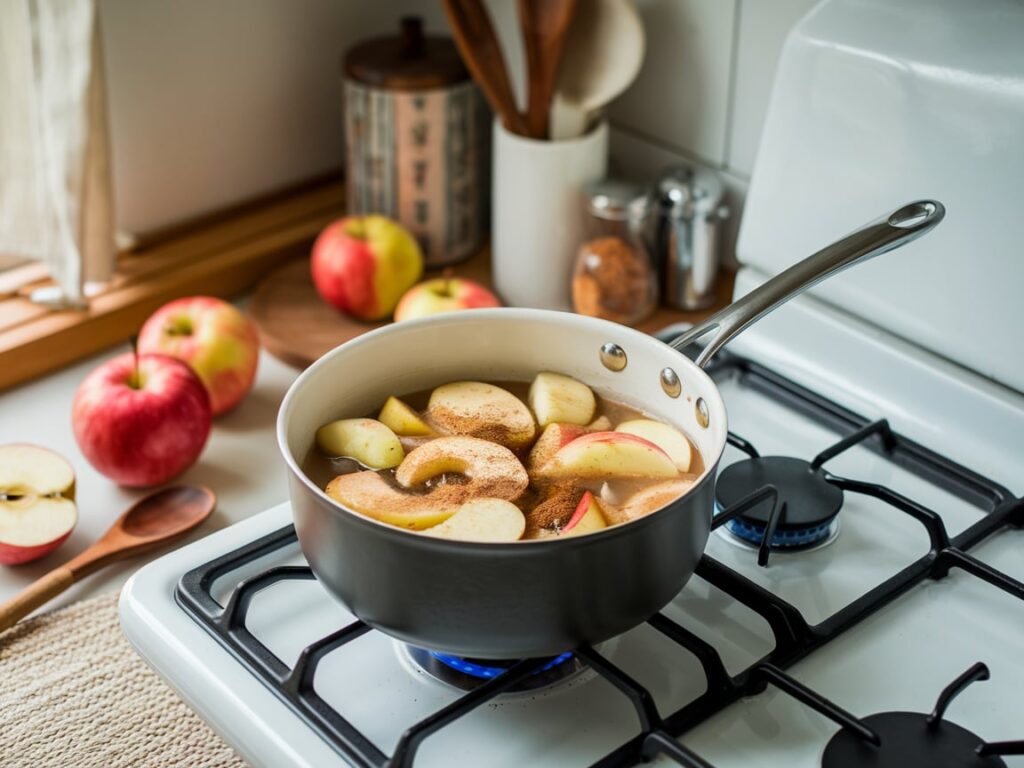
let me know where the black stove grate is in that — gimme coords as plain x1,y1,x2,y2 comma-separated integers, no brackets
175,357,1023,768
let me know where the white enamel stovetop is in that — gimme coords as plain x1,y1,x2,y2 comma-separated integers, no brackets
120,287,1024,768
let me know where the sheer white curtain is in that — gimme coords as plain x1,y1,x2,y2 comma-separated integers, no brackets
0,0,114,306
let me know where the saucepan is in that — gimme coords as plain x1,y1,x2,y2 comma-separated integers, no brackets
278,200,944,659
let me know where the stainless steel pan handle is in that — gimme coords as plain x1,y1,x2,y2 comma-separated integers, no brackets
669,200,946,368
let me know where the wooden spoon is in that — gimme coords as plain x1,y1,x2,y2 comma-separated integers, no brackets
0,485,215,633
518,0,579,139
443,0,530,136
549,0,646,140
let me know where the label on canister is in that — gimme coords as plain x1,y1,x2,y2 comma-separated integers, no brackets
344,80,487,267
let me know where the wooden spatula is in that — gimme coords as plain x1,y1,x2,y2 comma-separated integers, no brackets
518,0,579,139
443,0,529,136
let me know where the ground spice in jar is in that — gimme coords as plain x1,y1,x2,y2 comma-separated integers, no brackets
572,236,656,325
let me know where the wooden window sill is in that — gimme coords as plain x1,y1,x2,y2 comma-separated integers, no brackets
0,176,344,392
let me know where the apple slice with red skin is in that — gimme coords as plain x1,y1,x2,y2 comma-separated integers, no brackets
528,423,589,472
616,419,692,472
536,431,679,481
0,445,77,565
559,491,607,537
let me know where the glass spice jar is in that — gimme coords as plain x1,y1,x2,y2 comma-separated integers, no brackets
572,181,657,325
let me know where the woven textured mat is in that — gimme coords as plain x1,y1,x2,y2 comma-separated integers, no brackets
0,590,246,768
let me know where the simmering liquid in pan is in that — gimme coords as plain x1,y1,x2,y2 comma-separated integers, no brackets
302,375,704,542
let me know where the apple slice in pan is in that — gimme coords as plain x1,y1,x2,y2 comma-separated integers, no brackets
528,372,596,428
426,381,536,450
0,445,78,565
616,419,692,472
422,498,526,542
395,436,528,500
536,431,679,481
528,423,589,472
326,472,458,530
316,418,404,470
559,491,608,537
378,396,434,437
326,436,529,531
604,479,695,526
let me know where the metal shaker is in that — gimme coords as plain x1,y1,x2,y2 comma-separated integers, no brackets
654,164,730,310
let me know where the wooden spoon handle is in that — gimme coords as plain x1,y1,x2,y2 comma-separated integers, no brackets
0,567,74,634
443,0,529,136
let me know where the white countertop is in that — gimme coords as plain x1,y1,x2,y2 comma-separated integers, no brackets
0,341,301,611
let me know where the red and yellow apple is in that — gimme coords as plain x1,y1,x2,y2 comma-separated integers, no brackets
393,276,500,322
536,431,679,480
137,296,259,416
0,444,77,565
72,353,212,487
311,215,423,321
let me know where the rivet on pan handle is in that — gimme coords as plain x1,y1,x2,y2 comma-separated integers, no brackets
668,200,946,369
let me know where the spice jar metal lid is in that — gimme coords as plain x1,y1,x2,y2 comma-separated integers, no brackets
655,164,729,220
584,180,650,222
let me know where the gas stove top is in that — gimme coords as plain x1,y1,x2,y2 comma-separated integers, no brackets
120,299,1024,767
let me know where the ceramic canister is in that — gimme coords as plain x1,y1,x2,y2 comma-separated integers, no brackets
343,17,488,268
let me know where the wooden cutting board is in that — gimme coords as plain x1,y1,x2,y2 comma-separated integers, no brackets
248,249,495,369
249,248,735,369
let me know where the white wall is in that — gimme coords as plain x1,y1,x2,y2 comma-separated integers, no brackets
99,0,818,250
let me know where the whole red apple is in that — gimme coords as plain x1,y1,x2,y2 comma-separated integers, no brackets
138,296,259,416
393,277,500,322
311,215,423,321
72,353,212,487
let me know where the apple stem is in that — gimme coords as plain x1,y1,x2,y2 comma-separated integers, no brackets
130,335,140,389
442,267,454,298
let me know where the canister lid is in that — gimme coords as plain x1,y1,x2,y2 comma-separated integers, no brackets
585,180,650,221
656,164,727,219
344,17,468,89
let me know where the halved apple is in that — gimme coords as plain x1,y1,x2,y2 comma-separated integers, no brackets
536,431,679,481
426,381,536,450
325,471,458,530
378,396,434,437
528,372,596,428
527,423,589,472
316,418,404,469
560,490,608,537
395,436,528,500
0,444,78,565
423,498,526,542
616,419,692,472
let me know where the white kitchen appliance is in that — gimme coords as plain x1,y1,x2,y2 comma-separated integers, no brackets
120,1,1024,766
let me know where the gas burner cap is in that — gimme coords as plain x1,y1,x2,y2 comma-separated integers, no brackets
715,456,843,549
822,711,1006,768
403,646,585,693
